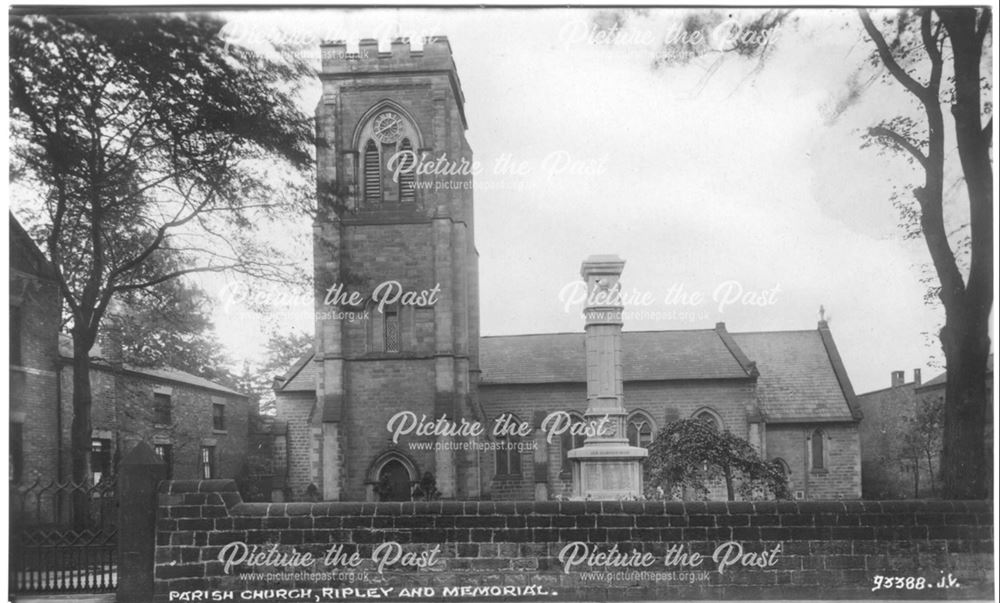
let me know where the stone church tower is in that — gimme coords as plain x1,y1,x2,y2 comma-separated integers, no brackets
306,37,481,501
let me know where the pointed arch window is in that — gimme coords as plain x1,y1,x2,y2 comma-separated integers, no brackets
384,310,400,353
398,138,416,202
693,408,722,431
559,412,585,475
495,414,523,477
356,105,421,205
811,429,826,470
627,412,654,449
363,139,381,203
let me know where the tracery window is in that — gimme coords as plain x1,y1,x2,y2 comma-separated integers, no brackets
358,106,420,204
627,412,654,448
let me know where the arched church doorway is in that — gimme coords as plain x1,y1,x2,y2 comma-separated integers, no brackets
377,460,412,501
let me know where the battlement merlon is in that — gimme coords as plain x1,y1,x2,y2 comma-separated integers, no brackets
319,37,467,130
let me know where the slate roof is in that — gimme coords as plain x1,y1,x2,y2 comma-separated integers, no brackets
10,212,58,280
275,329,752,392
478,329,752,384
920,372,947,389
275,325,861,423
58,335,245,397
277,353,317,392
732,329,859,422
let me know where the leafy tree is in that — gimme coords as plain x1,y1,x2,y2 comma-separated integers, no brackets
239,330,313,415
646,419,789,501
857,8,992,500
899,392,944,497
105,273,235,387
633,7,992,498
10,12,313,522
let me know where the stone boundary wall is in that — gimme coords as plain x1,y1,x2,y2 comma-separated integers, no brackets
154,480,992,601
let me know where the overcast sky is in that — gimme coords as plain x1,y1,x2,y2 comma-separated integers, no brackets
203,7,993,394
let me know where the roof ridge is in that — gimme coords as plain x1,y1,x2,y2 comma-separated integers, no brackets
858,382,922,396
714,323,758,378
481,332,582,339
481,328,721,339
275,352,315,391
816,324,863,421
730,329,818,336
483,328,828,339
58,334,244,396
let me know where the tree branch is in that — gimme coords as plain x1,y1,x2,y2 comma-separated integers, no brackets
858,9,931,103
105,185,220,285
921,10,943,93
113,263,250,292
869,126,929,169
976,7,991,46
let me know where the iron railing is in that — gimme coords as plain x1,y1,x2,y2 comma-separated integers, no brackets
10,478,118,594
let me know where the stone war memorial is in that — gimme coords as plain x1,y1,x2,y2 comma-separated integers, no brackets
8,7,994,603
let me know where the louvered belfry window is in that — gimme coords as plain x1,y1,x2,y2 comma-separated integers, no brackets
364,139,381,203
398,138,416,202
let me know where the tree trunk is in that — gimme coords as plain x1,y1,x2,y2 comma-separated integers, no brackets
939,314,991,499
935,7,993,502
724,467,734,501
925,449,936,497
70,331,94,528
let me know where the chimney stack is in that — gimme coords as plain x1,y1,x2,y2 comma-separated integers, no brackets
891,370,905,387
914,368,921,387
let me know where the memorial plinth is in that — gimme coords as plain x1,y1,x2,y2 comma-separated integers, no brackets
568,255,647,500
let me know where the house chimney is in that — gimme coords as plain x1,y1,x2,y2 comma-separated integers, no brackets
914,368,921,387
891,370,905,387
101,299,127,369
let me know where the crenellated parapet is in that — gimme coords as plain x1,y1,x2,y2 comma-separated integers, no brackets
319,37,466,120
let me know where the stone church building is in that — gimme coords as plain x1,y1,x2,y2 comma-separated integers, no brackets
274,37,862,502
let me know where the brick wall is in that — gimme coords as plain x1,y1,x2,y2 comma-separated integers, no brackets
767,424,862,500
276,392,315,498
58,364,251,482
11,221,65,490
341,360,438,499
153,479,992,601
10,270,61,488
856,384,928,498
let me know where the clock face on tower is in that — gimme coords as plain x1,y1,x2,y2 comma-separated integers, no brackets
372,111,403,143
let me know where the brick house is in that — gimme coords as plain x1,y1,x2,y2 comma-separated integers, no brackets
9,214,253,491
9,213,61,486
272,37,864,503
856,370,927,498
56,335,253,485
858,361,994,499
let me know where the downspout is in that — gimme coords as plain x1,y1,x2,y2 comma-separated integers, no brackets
56,357,63,483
